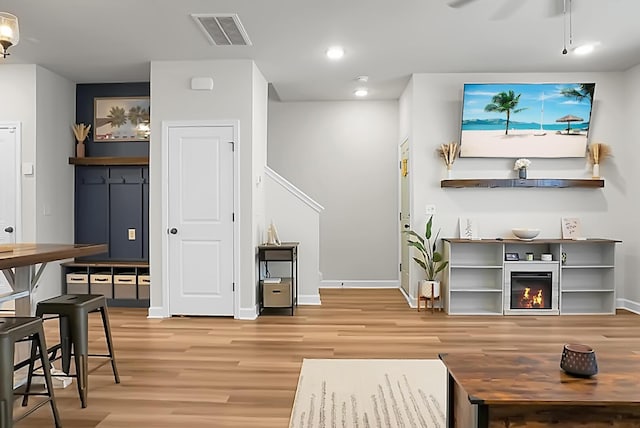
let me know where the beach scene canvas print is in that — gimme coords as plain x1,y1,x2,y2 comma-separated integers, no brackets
459,83,595,158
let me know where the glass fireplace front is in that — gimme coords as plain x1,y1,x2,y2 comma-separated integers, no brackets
510,271,552,310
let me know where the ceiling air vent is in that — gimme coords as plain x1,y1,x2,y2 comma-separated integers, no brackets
191,14,252,46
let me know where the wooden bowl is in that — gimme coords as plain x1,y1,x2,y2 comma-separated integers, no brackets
560,344,598,377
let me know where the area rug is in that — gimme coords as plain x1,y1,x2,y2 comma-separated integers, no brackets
289,359,447,428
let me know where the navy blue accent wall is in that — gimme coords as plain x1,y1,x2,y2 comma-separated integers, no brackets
76,82,150,157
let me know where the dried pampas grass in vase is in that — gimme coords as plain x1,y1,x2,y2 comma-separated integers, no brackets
587,142,612,179
72,123,91,158
437,142,459,179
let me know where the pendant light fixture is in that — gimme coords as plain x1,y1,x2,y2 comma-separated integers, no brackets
0,12,19,58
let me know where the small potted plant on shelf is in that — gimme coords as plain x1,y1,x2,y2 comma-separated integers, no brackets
404,215,449,311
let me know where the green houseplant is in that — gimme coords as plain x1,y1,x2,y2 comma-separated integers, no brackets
405,216,449,309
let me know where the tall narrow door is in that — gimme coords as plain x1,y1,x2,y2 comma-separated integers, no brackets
0,125,18,295
400,140,410,296
168,125,234,316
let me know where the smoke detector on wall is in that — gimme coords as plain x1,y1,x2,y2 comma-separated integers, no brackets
191,14,252,46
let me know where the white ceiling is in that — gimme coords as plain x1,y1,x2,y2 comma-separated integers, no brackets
3,0,640,101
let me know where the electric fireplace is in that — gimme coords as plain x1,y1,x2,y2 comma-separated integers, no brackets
504,262,559,315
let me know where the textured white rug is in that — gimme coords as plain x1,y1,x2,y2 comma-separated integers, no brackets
289,359,447,428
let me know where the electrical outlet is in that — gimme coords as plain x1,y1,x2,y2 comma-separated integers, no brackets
426,204,436,215
128,228,136,240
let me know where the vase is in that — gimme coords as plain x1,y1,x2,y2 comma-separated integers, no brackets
76,141,85,158
519,167,527,179
446,167,452,179
592,164,600,179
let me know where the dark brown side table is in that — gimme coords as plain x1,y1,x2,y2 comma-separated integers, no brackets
439,352,640,427
257,242,298,316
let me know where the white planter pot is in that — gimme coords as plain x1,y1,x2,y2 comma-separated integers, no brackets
592,163,600,179
419,280,440,298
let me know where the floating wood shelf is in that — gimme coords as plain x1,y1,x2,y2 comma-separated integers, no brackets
441,178,604,189
69,157,149,166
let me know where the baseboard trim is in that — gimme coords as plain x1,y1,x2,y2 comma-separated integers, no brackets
617,298,640,315
147,306,168,318
320,280,400,289
238,307,258,320
298,294,321,305
399,287,416,308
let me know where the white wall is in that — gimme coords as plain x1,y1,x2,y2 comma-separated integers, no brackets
0,65,37,242
0,64,75,300
268,100,399,285
621,65,640,308
149,59,267,317
404,72,630,303
265,167,323,304
34,66,76,299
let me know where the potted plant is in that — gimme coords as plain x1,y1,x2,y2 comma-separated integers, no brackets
404,215,449,306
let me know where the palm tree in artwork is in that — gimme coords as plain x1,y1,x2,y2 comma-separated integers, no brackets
128,106,146,126
107,106,127,128
560,83,595,103
484,91,527,135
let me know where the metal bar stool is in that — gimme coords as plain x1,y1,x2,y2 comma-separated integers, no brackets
23,295,120,409
0,317,62,427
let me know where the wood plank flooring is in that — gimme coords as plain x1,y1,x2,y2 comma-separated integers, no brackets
14,288,640,427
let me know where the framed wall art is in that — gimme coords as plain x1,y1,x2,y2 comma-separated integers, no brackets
94,96,150,142
459,83,595,158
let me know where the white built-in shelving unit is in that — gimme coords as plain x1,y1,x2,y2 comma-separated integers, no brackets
442,238,619,316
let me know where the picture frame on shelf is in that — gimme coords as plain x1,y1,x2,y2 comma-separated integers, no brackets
561,217,582,239
94,96,150,142
505,252,519,261
459,217,479,240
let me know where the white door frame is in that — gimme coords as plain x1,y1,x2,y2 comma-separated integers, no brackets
0,121,22,241
161,120,240,318
0,122,22,295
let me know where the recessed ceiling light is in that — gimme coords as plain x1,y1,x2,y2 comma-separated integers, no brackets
326,46,344,60
573,44,595,55
354,88,368,97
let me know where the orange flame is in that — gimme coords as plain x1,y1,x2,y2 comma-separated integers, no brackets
519,287,545,308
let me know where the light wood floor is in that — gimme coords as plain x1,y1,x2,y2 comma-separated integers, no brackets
14,288,640,427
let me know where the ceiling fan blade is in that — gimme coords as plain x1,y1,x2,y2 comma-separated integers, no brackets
447,0,478,8
490,0,527,20
547,0,566,17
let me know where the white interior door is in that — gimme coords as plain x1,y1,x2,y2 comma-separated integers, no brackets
0,124,19,295
167,125,235,316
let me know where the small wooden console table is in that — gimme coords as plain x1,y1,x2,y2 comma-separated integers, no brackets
439,352,640,427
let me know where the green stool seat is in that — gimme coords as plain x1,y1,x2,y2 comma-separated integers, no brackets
24,294,120,409
0,317,61,427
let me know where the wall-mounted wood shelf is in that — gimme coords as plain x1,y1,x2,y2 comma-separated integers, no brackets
441,178,604,189
69,157,149,166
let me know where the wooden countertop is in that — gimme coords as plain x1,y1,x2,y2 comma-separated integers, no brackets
443,238,621,244
0,243,108,269
439,352,640,406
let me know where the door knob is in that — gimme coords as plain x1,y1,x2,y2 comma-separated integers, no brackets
169,228,178,235
4,226,13,233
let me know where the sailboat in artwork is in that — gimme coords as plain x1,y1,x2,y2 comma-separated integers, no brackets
534,92,546,136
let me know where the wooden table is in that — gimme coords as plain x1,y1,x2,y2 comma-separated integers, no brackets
0,243,108,315
439,352,640,427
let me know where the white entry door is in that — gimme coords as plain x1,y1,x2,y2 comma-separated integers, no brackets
167,125,235,316
0,124,19,294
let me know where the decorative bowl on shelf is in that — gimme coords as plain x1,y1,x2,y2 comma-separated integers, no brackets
512,228,540,240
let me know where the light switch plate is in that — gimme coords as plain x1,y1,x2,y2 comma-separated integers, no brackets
128,229,136,240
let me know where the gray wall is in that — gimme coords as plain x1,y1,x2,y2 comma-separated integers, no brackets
149,59,268,318
268,100,399,284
